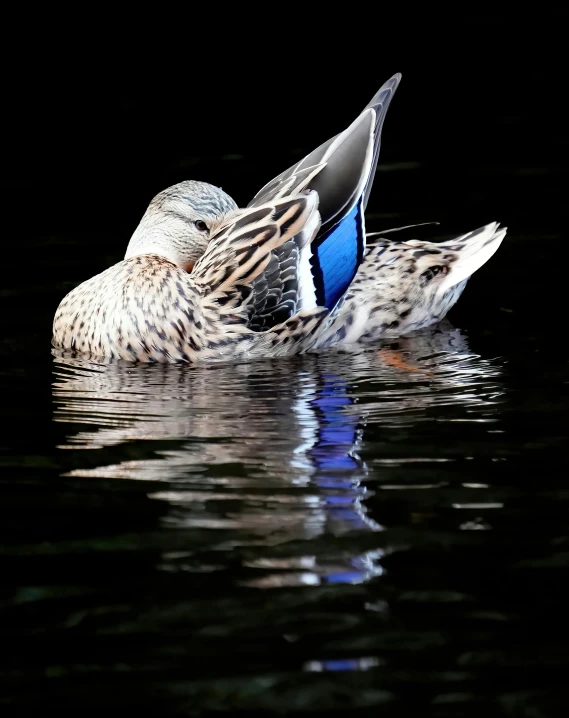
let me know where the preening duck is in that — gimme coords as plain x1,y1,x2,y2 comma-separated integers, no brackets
52,74,506,362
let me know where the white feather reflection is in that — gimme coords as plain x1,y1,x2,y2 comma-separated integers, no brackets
52,322,505,585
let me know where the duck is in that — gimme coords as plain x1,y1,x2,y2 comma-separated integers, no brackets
52,73,506,363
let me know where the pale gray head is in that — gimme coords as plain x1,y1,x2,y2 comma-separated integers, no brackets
125,180,238,271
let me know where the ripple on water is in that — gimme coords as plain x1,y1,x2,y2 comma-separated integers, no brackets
50,322,507,590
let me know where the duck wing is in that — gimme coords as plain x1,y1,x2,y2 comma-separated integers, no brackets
247,73,401,312
192,192,321,331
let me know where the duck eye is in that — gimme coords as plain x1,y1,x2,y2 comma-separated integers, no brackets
194,220,208,232
420,265,448,283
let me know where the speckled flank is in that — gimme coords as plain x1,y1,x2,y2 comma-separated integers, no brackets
53,216,506,363
54,255,202,362
314,222,507,348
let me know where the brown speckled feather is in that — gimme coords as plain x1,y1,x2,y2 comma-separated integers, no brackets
313,222,507,348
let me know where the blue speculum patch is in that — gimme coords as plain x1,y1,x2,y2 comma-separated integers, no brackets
311,200,364,310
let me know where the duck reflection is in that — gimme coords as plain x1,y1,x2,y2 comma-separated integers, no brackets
52,322,504,586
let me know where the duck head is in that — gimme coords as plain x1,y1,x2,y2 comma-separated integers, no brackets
124,180,238,272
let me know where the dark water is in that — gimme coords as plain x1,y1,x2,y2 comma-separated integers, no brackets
3,37,569,715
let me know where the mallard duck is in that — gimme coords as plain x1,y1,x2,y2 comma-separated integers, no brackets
52,73,506,363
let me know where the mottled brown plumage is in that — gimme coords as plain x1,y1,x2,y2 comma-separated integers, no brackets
314,223,506,348
53,189,329,362
53,73,506,364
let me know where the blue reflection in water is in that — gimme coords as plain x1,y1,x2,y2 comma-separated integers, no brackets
301,372,384,584
304,656,382,672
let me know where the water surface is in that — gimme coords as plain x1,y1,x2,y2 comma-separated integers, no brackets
2,85,569,713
